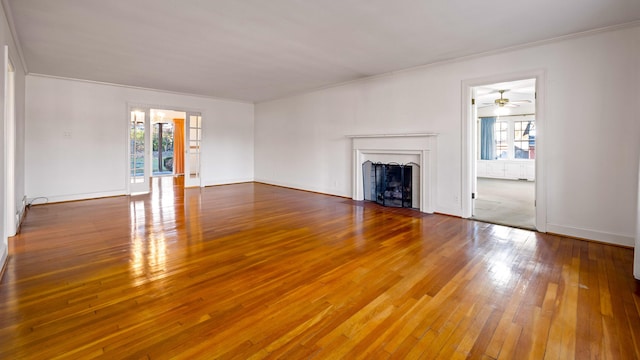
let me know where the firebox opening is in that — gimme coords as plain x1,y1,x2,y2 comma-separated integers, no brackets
363,161,419,209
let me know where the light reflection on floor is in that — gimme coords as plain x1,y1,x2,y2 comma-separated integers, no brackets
128,176,185,285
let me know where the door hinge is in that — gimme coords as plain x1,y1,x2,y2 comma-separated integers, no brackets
472,193,476,199
471,98,475,105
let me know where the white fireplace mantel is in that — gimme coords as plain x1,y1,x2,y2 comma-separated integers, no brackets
346,133,438,139
349,133,437,213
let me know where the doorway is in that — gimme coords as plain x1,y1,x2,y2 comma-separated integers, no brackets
461,72,546,232
472,79,536,229
151,109,186,177
128,106,202,194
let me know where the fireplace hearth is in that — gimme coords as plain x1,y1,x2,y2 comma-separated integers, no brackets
363,161,418,208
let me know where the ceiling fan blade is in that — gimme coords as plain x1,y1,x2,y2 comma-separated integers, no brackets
508,89,535,96
475,89,502,96
509,100,532,104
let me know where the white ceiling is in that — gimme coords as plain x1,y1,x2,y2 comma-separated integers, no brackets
476,79,536,105
6,0,640,102
475,79,536,117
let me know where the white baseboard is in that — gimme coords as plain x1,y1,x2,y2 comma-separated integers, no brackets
434,205,462,218
634,248,640,280
0,243,7,280
256,178,468,215
253,178,350,198
29,189,126,204
16,195,27,231
204,177,255,187
251,182,635,249
32,184,632,249
546,223,634,247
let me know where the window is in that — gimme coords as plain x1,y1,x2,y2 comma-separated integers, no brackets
480,117,535,160
514,121,535,159
495,121,509,159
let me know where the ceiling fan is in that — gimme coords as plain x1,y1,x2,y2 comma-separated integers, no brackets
479,89,532,108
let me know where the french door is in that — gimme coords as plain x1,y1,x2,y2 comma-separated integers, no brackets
128,107,201,191
128,107,151,194
184,112,202,187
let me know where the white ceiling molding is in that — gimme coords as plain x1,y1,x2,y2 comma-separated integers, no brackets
1,0,28,74
258,20,640,104
380,20,640,78
27,73,253,105
6,1,640,102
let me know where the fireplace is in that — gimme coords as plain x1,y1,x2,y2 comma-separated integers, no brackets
348,133,437,213
363,161,418,208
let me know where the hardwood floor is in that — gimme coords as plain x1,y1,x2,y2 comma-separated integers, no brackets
1,179,639,359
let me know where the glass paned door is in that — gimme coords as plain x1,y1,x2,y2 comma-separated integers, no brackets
184,112,202,187
129,108,150,194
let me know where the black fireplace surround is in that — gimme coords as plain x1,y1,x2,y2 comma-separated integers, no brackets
362,161,418,208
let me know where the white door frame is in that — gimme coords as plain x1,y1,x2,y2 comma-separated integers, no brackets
4,48,16,238
461,70,547,232
184,111,203,188
126,104,151,194
126,103,205,192
470,89,478,217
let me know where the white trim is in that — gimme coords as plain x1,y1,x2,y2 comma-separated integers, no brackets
29,73,252,104
347,133,438,138
461,69,547,232
11,20,638,106
0,0,28,74
126,104,151,194
124,104,132,193
546,223,634,248
350,134,437,214
0,243,7,278
127,102,206,116
184,111,203,188
126,103,207,193
4,49,15,237
29,189,125,204
204,177,254,187
256,21,640,104
253,178,349,197
388,21,640,78
635,157,640,278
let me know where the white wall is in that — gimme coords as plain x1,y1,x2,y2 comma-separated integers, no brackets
26,76,254,202
255,25,640,247
0,3,27,272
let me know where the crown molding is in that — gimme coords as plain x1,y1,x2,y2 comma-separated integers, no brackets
346,133,437,138
1,0,28,74
27,73,254,105
388,20,640,77
257,20,640,104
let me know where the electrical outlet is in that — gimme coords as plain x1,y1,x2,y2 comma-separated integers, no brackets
63,131,72,138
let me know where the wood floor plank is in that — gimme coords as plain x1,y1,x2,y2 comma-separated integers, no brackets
0,179,639,359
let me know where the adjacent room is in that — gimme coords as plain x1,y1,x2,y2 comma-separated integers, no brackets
0,1,639,358
473,78,537,229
